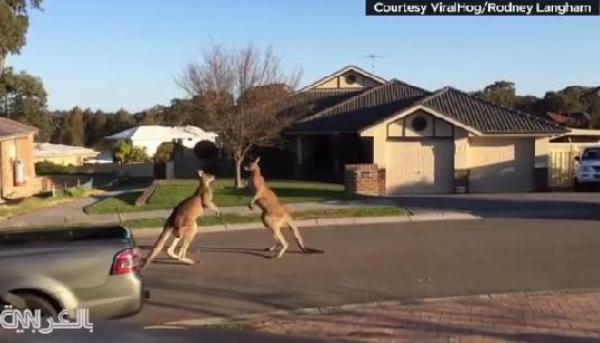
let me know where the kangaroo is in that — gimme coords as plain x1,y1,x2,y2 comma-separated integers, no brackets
244,157,309,258
140,170,221,269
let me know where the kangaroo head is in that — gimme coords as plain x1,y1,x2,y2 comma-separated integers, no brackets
197,170,216,186
243,157,261,172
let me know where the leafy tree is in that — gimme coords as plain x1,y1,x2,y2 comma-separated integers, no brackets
112,109,134,132
84,110,108,148
177,43,302,188
0,0,42,73
113,140,149,163
474,81,600,129
59,106,85,146
476,81,516,108
138,107,163,125
0,0,53,140
153,142,177,162
0,68,53,140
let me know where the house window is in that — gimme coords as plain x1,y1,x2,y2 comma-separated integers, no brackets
411,116,428,132
345,74,357,85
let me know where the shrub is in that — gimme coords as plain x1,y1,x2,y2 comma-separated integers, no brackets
154,142,177,162
194,140,218,159
35,161,78,175
114,141,150,163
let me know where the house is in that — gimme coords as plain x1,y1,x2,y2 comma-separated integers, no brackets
105,125,218,157
287,66,566,194
550,128,600,144
0,118,42,199
547,112,592,129
34,143,99,166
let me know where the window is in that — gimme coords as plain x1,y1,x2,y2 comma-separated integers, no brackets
344,74,357,85
411,116,428,132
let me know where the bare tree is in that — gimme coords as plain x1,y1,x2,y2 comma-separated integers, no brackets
177,43,303,188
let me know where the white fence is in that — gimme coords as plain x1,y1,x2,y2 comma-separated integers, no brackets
548,143,588,189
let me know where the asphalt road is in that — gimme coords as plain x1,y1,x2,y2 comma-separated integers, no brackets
125,218,600,327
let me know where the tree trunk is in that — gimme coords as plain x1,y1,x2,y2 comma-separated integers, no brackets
234,155,243,189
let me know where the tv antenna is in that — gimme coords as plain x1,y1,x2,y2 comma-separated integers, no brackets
363,54,386,73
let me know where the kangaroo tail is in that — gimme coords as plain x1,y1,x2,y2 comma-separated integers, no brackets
140,225,174,270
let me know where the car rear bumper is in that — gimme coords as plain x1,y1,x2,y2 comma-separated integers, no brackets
75,273,144,319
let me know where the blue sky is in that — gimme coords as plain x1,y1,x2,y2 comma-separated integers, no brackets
10,0,600,112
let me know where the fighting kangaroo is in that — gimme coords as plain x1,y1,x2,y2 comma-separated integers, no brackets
140,170,221,269
244,157,314,258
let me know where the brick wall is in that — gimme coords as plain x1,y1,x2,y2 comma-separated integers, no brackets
345,164,385,196
0,134,42,199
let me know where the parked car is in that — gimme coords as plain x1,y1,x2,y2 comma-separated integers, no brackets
0,226,145,319
574,146,600,191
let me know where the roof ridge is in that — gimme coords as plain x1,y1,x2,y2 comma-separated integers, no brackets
415,86,452,106
442,87,565,130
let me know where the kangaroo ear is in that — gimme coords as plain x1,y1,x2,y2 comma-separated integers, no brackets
254,157,261,164
197,170,204,177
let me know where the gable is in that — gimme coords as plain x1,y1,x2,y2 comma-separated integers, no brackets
387,110,454,138
314,70,383,90
300,65,386,92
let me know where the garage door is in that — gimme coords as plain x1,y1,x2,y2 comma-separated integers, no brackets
469,138,534,193
386,140,454,194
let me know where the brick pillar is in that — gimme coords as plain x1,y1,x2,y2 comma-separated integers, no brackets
345,164,386,196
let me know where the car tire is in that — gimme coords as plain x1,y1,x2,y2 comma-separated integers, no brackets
18,293,59,318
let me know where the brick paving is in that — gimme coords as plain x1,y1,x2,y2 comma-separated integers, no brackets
248,290,600,342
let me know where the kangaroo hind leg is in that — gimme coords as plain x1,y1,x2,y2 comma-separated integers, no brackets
287,219,307,252
272,226,288,259
177,223,198,265
166,237,180,259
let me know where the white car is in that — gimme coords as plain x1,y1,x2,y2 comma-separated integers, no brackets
574,146,600,190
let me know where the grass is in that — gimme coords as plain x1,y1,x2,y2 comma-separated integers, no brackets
122,207,408,229
0,188,104,220
86,179,359,214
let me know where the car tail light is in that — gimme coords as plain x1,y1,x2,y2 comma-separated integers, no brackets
111,248,140,275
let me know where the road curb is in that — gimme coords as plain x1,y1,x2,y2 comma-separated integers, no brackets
133,212,480,237
148,287,600,329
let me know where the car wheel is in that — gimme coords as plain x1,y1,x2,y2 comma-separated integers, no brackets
18,293,59,318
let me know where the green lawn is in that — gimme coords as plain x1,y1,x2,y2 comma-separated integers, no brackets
122,207,407,229
86,179,359,214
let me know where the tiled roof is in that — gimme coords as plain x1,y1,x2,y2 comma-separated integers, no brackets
290,82,566,135
0,117,38,139
420,88,566,134
284,88,368,120
290,81,429,133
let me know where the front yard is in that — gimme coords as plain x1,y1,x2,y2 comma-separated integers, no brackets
86,179,359,214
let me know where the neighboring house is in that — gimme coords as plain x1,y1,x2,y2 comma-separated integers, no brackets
286,65,566,194
550,128,600,144
34,143,99,166
547,112,592,129
105,125,218,157
0,118,42,199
